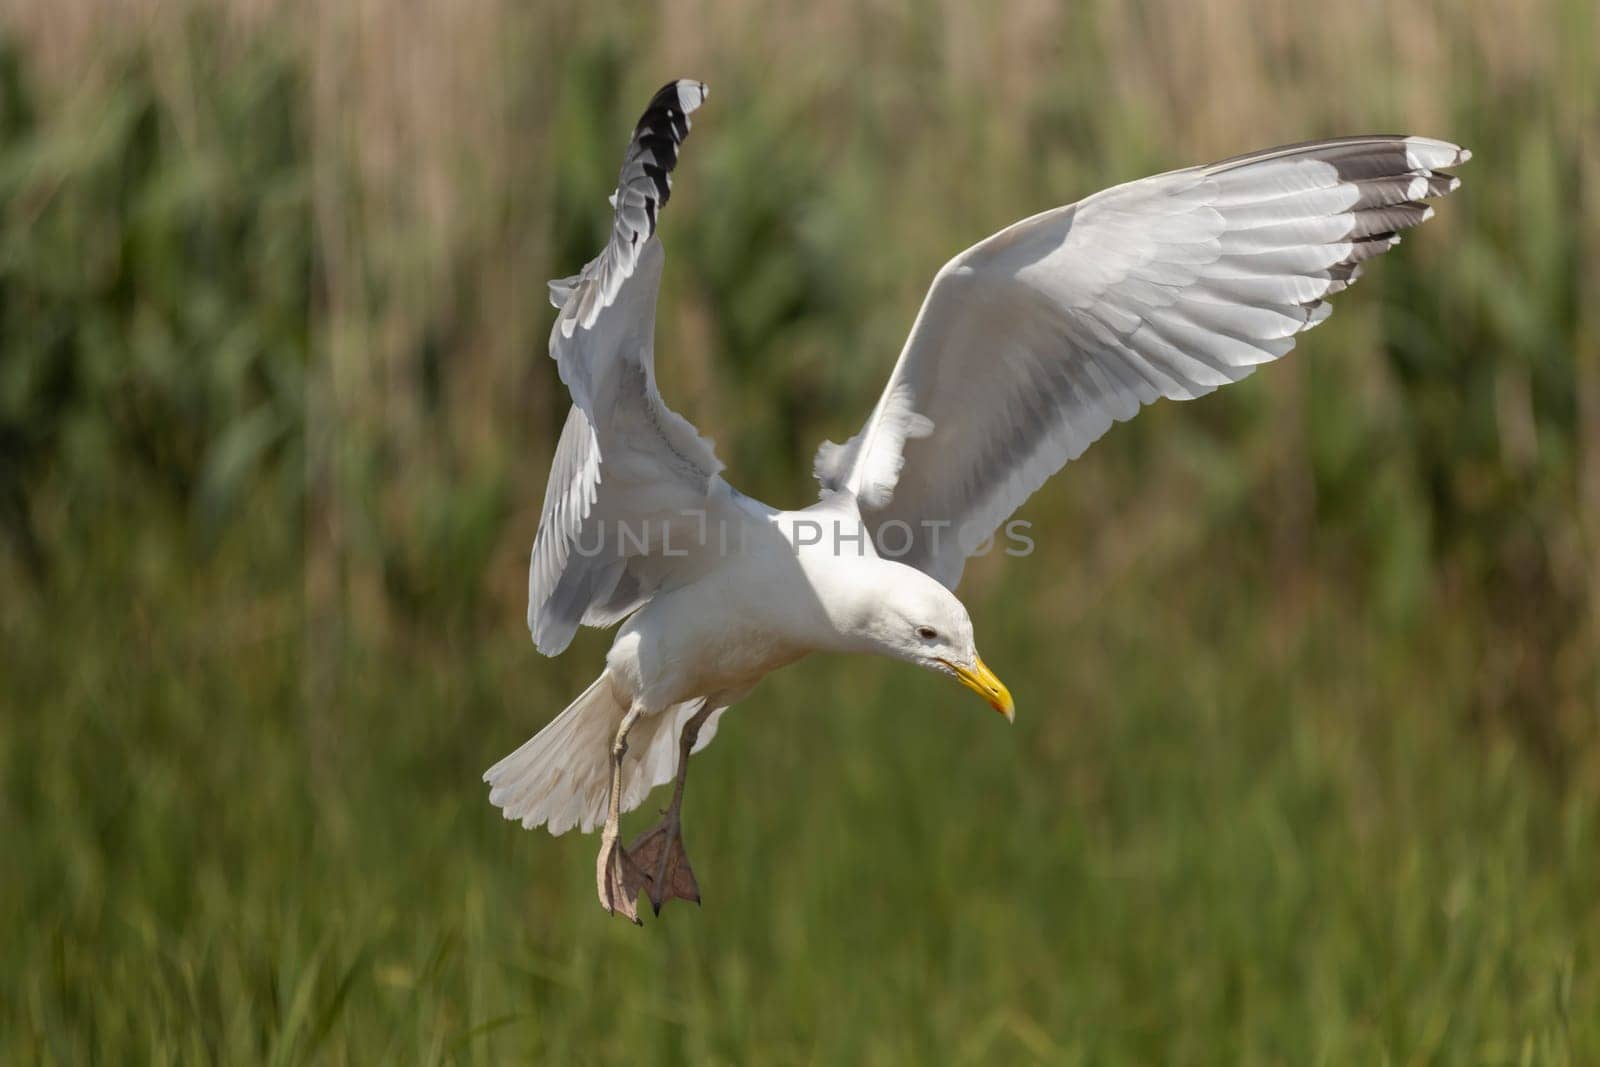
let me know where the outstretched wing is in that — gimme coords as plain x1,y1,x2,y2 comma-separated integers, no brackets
815,136,1470,588
529,79,723,655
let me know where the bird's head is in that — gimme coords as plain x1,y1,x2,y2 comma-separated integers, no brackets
853,565,1014,721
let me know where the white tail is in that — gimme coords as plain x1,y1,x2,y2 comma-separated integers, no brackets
484,670,727,836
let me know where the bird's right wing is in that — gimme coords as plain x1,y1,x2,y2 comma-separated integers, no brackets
528,80,725,656
814,136,1469,588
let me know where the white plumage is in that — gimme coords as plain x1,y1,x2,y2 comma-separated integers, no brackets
486,80,1469,922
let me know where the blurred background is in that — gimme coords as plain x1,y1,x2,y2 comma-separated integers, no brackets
2,0,1597,1061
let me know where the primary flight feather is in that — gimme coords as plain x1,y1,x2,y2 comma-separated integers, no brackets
486,79,1469,923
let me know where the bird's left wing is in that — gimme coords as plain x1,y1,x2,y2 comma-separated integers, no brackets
814,136,1469,588
529,80,725,655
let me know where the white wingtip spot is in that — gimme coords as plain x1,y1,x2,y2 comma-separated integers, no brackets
1402,137,1463,171
675,79,708,113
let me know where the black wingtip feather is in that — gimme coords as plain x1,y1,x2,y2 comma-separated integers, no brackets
547,80,709,331
614,80,708,244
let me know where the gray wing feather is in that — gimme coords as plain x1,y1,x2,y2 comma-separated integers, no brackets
816,135,1469,588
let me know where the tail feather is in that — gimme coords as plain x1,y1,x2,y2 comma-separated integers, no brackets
484,671,728,836
486,673,625,835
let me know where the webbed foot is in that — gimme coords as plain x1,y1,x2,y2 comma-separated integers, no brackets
626,814,701,916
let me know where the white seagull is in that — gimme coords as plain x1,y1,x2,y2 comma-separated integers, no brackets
485,79,1469,922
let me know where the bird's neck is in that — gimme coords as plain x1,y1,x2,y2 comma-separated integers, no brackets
790,553,915,657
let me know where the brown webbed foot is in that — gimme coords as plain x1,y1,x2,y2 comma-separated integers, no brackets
626,815,701,916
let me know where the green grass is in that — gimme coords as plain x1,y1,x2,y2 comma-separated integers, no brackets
5,521,1597,1064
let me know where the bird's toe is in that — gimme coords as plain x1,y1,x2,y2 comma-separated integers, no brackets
596,834,646,924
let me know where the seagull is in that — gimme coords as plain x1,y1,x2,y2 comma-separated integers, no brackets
485,79,1469,922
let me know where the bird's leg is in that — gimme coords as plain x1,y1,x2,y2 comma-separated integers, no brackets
626,704,714,915
596,704,647,923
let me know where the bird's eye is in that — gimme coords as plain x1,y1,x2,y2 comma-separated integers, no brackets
916,626,938,641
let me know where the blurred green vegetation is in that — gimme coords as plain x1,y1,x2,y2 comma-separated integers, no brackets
2,0,1598,1062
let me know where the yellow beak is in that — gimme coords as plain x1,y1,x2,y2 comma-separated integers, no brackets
942,655,1015,721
